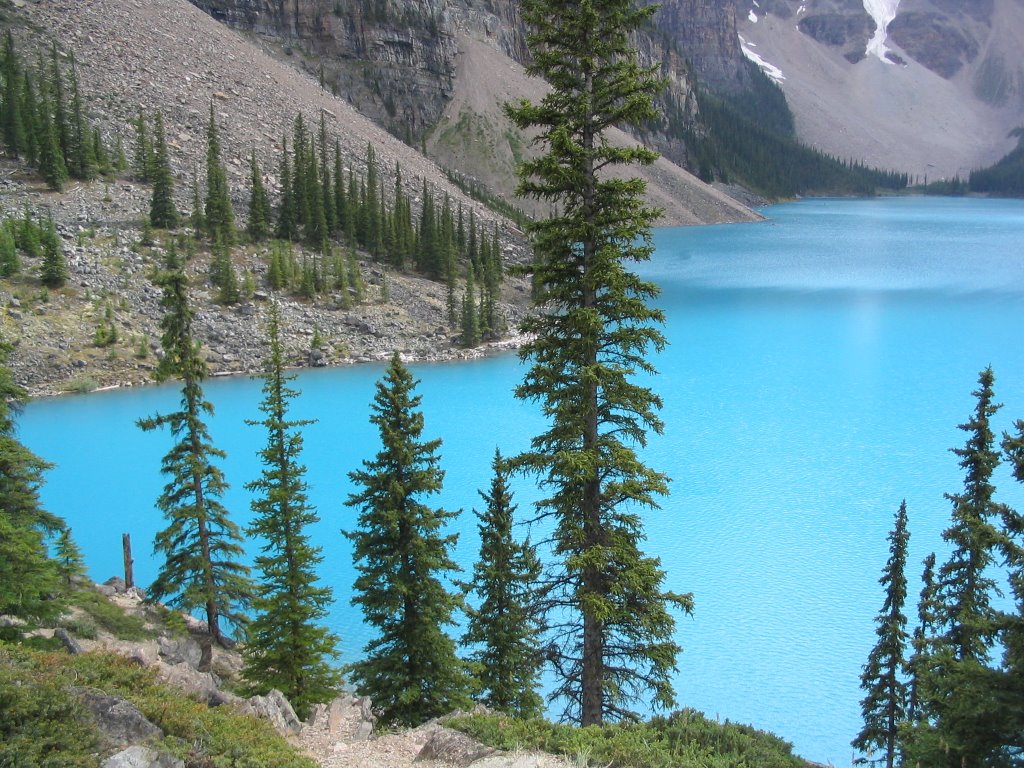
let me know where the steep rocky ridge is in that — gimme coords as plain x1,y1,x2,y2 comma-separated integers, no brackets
0,0,757,396
738,0,1024,179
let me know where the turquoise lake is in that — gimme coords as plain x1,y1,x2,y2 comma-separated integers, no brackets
18,196,1024,765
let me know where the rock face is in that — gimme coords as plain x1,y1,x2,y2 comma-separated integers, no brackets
655,0,754,94
737,0,1024,178
188,0,460,140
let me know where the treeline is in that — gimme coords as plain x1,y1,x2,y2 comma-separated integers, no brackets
128,103,508,345
1,30,507,349
0,32,122,191
853,367,1024,767
684,88,908,198
968,127,1024,196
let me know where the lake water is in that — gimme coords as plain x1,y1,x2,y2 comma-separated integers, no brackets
18,196,1024,765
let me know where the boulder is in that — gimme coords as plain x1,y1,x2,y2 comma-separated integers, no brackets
75,689,163,749
158,635,203,668
102,745,184,768
414,726,498,766
243,689,303,736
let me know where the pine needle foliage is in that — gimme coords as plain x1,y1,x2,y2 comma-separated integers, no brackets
853,500,910,768
462,449,544,718
242,303,341,720
137,243,252,646
505,0,693,725
148,111,178,230
344,352,472,726
0,340,63,622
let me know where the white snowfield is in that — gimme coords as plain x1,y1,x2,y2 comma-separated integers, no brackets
863,0,901,61
739,34,785,82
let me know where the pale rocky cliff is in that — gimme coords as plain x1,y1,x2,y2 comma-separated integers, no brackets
738,0,1024,179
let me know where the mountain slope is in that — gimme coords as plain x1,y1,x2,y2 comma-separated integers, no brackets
738,0,1024,180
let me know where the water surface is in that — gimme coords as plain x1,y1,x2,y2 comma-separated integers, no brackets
20,196,1024,765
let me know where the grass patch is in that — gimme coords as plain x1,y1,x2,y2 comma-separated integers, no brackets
66,588,150,641
0,645,317,768
448,710,810,768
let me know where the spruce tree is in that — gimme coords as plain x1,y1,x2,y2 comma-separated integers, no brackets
39,213,67,288
461,262,480,347
275,136,297,242
2,32,27,158
505,0,692,724
463,449,544,718
344,352,471,726
66,54,96,181
203,103,234,245
38,101,68,192
0,339,63,621
138,243,252,646
242,303,341,720
148,112,178,230
54,526,87,590
48,43,69,167
911,367,1009,766
0,224,18,277
999,422,1024,758
853,500,911,768
246,149,271,242
132,109,151,182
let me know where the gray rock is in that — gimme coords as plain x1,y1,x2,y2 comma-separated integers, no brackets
243,689,303,736
55,627,85,655
158,635,203,669
414,727,497,766
102,745,184,768
75,689,163,749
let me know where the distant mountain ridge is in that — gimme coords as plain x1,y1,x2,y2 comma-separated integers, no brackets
738,0,1024,179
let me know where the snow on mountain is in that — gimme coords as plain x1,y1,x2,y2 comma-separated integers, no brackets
863,0,901,61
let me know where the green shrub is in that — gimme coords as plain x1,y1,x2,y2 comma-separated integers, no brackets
67,589,150,641
448,710,809,768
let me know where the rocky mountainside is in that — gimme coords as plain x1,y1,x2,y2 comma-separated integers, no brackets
0,0,756,396
737,0,1024,179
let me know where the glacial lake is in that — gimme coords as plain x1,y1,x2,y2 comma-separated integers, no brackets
19,196,1024,765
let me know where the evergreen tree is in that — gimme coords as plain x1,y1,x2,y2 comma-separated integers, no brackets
39,213,67,288
275,137,297,242
132,109,151,182
506,0,692,724
853,500,911,768
138,244,252,646
0,339,63,621
906,552,937,728
463,449,544,717
203,103,234,245
209,241,239,305
344,352,471,726
999,421,1024,758
148,112,178,230
38,100,68,192
0,224,18,277
2,32,27,158
911,367,1009,766
54,526,87,590
461,262,480,347
48,43,69,167
247,149,271,242
363,143,381,256
66,54,96,181
242,303,341,720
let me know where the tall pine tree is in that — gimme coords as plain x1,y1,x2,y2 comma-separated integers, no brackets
910,367,1009,766
853,500,911,768
148,112,178,230
0,339,63,622
242,303,341,720
505,0,692,724
203,103,234,245
344,352,471,726
462,449,544,718
138,243,252,646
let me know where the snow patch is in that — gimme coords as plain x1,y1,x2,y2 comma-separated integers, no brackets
797,4,806,13
739,34,785,83
863,0,901,62
749,9,758,23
